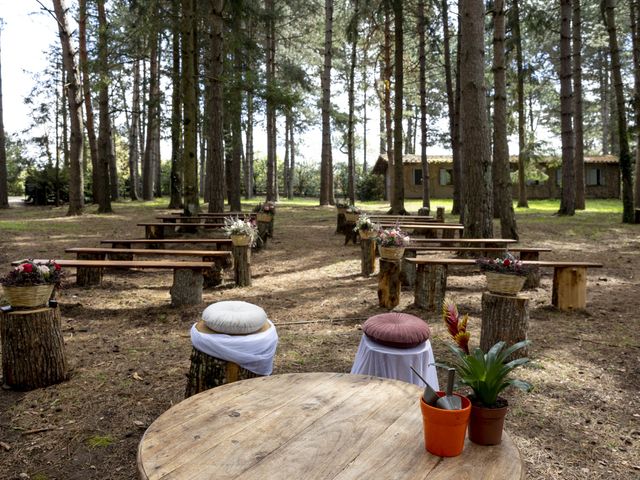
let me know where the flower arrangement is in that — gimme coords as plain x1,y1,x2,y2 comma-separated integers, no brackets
345,205,361,214
335,201,350,209
1,260,63,287
223,217,258,245
475,253,530,276
375,226,410,247
353,213,376,232
442,299,531,407
253,201,276,216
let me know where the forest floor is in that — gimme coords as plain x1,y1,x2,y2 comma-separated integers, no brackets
0,198,639,480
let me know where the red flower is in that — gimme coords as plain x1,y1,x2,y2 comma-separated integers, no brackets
503,258,511,267
21,263,33,273
54,263,61,271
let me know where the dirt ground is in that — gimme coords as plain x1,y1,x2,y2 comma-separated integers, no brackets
0,200,639,480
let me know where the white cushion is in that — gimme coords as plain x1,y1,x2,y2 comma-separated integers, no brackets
202,301,267,335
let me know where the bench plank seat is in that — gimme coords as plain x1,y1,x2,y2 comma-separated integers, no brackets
406,246,550,253
65,247,231,258
409,238,517,245
101,238,232,246
14,259,215,269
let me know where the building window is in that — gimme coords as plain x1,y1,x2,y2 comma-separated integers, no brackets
586,168,605,186
439,169,453,186
413,169,423,186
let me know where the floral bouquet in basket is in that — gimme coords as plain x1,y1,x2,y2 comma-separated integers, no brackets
475,253,530,276
353,213,376,232
223,217,259,246
253,201,276,216
375,226,410,247
1,260,63,287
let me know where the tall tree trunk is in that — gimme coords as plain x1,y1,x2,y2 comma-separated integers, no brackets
284,113,290,198
129,58,141,200
53,0,84,216
153,47,162,199
604,0,635,223
265,0,277,202
558,0,575,216
378,59,386,158
573,0,585,210
346,0,359,205
288,120,295,199
630,0,640,214
79,0,100,204
513,0,528,208
245,90,254,199
229,14,243,212
0,29,7,209
96,0,113,213
362,64,368,173
206,0,225,212
460,0,492,237
600,49,610,155
169,0,183,209
418,0,430,210
452,13,462,216
142,11,159,201
182,0,199,216
391,0,405,214
384,5,394,204
320,0,334,205
492,0,518,239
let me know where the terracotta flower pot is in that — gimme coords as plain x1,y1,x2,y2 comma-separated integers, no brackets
419,392,471,457
468,402,508,446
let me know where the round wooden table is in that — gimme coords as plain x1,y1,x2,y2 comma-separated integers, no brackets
137,373,524,479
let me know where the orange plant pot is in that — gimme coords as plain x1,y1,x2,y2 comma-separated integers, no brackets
419,392,471,457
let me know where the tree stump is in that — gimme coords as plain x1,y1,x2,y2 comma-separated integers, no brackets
233,244,252,287
480,292,529,360
170,269,203,306
257,221,270,248
109,242,135,260
552,266,587,310
361,238,376,276
520,251,540,289
76,253,104,287
414,264,447,311
146,225,164,240
436,206,445,222
267,216,274,238
0,307,68,390
344,222,358,244
378,259,401,309
418,207,430,216
336,209,347,234
400,249,416,287
184,347,259,398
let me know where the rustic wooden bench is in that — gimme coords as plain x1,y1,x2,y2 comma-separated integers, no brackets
405,257,603,311
13,259,219,306
137,222,225,239
100,238,232,249
156,215,226,224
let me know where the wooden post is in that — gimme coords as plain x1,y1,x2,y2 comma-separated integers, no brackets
0,307,68,390
400,249,416,287
360,238,376,276
520,251,540,289
170,269,203,306
146,225,164,239
257,221,270,248
184,347,259,398
378,259,401,308
336,209,347,234
76,253,104,286
436,206,445,222
233,244,252,287
414,264,448,310
480,292,529,359
552,266,587,310
344,222,358,244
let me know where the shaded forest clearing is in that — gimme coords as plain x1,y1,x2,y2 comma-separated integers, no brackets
0,198,638,480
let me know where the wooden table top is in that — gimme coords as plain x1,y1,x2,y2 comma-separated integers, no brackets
137,373,524,480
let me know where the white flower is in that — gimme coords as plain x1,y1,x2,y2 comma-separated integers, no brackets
38,265,51,277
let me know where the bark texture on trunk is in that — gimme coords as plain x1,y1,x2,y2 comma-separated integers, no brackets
631,1,640,215
418,0,430,210
391,0,405,214
182,0,199,216
245,91,254,199
320,0,334,205
169,2,183,210
573,0,585,210
480,292,529,361
378,258,401,309
0,29,7,209
142,11,159,201
513,0,528,208
558,0,575,216
97,0,113,213
452,14,462,217
346,0,359,205
384,7,394,202
129,57,141,200
265,0,277,202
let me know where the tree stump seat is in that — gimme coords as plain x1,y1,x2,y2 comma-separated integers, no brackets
378,258,401,309
481,292,529,360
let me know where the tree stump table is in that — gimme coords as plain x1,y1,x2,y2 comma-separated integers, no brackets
233,244,252,287
480,292,529,359
170,270,204,306
414,263,447,311
76,252,104,286
0,306,68,390
360,237,376,276
401,250,416,287
378,259,401,309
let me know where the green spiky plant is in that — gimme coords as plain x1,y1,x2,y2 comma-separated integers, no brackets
443,300,532,407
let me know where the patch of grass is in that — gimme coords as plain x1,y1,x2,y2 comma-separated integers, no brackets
87,435,114,448
32,474,48,480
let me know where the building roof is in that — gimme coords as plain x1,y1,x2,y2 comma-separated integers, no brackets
372,154,619,174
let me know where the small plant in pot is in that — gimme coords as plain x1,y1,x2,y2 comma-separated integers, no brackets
476,253,531,295
442,300,532,445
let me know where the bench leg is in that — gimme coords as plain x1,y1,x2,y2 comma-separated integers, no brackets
552,267,587,310
360,238,376,276
257,221,269,249
442,229,456,239
378,259,401,309
233,245,252,287
344,222,357,245
146,225,164,240
414,264,447,311
76,253,104,287
336,211,346,234
170,269,203,306
400,250,416,287
520,252,540,289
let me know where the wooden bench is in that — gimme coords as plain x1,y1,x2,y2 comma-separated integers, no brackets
137,222,225,239
13,259,219,306
405,257,603,311
65,248,233,287
346,222,464,245
409,238,518,247
156,215,226,224
100,238,232,249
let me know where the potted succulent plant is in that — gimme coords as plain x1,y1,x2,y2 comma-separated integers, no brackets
223,216,258,247
442,300,532,445
353,213,377,239
1,260,63,308
375,225,410,260
476,253,530,295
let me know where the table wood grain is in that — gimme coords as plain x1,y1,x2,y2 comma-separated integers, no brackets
137,373,524,480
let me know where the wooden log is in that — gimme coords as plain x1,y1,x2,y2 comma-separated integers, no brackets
520,251,540,289
400,249,416,288
233,244,252,287
170,269,203,306
377,259,401,309
257,221,270,249
436,207,445,222
344,222,358,245
360,238,376,276
552,266,587,310
480,292,529,359
76,253,104,286
184,347,259,398
414,264,447,311
0,307,68,390
336,209,347,234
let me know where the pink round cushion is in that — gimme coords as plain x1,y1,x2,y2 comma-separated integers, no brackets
363,313,430,349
